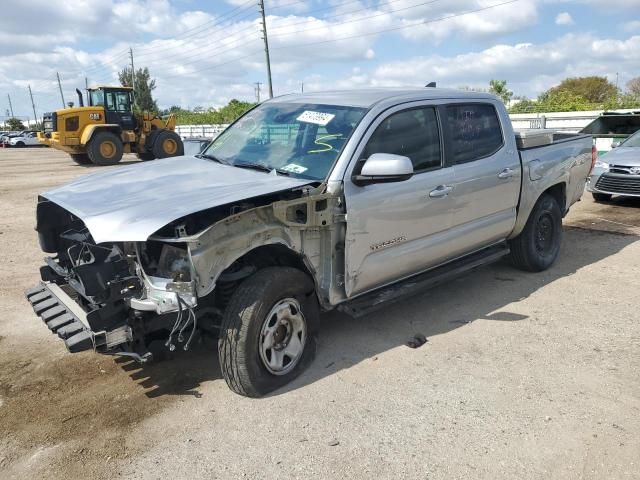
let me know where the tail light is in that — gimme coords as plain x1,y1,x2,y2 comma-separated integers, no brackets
590,144,597,174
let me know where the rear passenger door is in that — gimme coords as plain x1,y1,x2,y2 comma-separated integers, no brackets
444,102,521,255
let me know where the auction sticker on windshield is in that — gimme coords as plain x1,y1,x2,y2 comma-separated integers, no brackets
281,163,308,174
297,111,335,126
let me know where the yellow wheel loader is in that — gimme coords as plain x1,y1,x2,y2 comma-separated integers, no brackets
38,86,183,166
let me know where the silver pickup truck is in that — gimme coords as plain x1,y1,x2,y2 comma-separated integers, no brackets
26,88,594,397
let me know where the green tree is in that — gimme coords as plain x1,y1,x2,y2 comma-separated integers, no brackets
174,99,256,125
6,117,25,130
545,76,618,104
118,66,158,113
488,79,513,105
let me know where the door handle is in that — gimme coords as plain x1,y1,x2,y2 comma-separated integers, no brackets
429,185,453,198
498,168,515,179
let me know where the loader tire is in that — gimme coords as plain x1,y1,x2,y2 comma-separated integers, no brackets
87,131,123,166
70,153,91,165
508,193,562,272
136,151,156,161
218,267,319,398
152,130,184,159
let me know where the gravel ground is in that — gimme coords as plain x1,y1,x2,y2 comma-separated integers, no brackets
0,148,638,480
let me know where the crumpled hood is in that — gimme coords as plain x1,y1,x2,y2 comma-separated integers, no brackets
604,147,640,166
43,155,311,244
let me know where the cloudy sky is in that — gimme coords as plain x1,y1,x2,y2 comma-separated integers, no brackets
1,0,639,119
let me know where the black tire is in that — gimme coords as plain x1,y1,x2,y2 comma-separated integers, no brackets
592,192,612,202
151,130,184,159
87,131,123,166
218,267,319,398
16,141,25,147
136,151,156,161
70,153,91,165
508,193,562,272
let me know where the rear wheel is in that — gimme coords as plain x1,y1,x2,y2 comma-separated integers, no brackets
70,153,91,165
152,130,184,159
592,192,612,202
508,193,562,272
218,267,319,397
87,131,123,166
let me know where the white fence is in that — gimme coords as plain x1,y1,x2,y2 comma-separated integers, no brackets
176,124,229,138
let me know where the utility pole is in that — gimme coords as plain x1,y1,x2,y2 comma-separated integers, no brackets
129,46,136,107
56,72,66,107
258,0,273,99
254,82,262,103
7,93,14,117
28,85,38,129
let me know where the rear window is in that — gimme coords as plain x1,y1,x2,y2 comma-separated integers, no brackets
446,104,503,164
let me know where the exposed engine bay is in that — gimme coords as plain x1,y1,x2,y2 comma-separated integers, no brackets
29,184,343,361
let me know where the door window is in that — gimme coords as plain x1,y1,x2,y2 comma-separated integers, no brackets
105,91,131,113
445,103,503,164
362,107,442,172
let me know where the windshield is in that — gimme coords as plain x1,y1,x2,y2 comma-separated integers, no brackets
620,129,640,147
203,102,367,180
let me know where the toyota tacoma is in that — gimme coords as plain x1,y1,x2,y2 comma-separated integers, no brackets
26,88,594,397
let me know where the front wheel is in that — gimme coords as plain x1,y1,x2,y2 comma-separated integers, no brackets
508,193,562,272
87,131,123,166
218,267,319,397
592,192,612,202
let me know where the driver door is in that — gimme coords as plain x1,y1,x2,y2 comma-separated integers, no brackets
343,103,455,297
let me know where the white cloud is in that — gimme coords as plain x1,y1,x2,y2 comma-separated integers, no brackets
623,20,640,32
555,12,574,25
335,33,640,98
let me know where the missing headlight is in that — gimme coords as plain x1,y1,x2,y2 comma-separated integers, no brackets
140,241,192,282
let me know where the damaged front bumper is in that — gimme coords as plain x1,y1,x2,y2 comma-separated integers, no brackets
25,281,133,354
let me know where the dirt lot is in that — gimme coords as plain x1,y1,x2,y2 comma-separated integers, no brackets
0,148,638,480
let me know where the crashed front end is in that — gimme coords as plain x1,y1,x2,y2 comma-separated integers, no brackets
26,199,198,361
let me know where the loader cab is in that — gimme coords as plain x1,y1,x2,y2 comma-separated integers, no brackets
88,86,137,131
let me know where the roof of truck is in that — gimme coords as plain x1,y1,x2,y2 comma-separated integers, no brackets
270,87,498,108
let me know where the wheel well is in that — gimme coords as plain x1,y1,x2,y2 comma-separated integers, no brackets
86,126,121,144
544,183,566,216
212,245,315,310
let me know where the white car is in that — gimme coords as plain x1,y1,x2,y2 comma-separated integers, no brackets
8,131,40,147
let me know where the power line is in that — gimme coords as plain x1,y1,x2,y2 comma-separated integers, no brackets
134,1,258,55
268,0,439,32
268,0,448,39
269,0,520,51
133,24,261,68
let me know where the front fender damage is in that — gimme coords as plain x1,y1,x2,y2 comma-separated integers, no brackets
151,188,346,310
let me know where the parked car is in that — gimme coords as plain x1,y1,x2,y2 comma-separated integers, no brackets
182,136,212,156
7,131,40,147
588,128,640,201
26,88,593,397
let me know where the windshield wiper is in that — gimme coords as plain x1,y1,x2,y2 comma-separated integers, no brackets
234,162,291,176
196,153,229,165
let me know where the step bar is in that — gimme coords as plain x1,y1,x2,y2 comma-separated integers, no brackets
339,243,510,318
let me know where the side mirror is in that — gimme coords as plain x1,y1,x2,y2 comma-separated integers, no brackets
352,153,414,186
611,140,620,149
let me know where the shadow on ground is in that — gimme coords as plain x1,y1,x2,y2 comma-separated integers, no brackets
120,226,638,398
